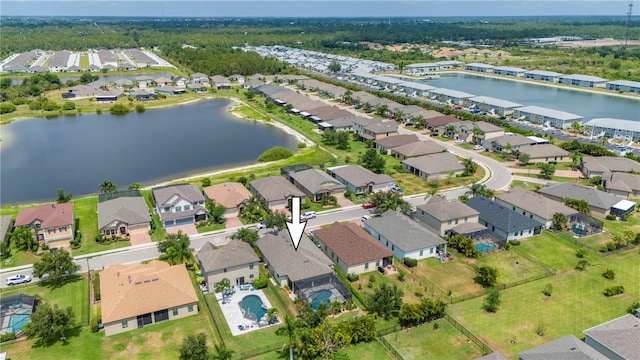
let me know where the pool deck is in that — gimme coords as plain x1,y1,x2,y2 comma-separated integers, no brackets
215,288,279,336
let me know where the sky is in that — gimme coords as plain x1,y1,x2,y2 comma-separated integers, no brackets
0,1,637,18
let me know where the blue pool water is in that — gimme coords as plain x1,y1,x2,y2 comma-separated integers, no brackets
310,290,333,310
475,243,496,253
8,309,31,332
240,295,267,321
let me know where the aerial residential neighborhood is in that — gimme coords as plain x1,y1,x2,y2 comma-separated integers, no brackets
1,8,639,360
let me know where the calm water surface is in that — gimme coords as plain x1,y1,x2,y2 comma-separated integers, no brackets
418,73,640,121
1,99,297,204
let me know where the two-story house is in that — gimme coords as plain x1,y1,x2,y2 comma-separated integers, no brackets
152,184,208,228
414,196,481,236
14,203,75,249
196,240,260,289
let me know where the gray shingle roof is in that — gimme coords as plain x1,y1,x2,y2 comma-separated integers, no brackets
518,334,609,360
327,165,395,188
402,152,465,174
583,314,640,360
152,184,204,207
364,210,445,252
364,121,398,134
374,134,420,149
196,241,260,274
518,144,570,159
0,215,13,242
491,133,538,147
256,231,333,283
250,176,305,202
97,197,151,230
325,116,361,129
289,169,345,195
393,140,445,158
466,196,544,233
536,183,621,211
606,172,640,194
417,196,479,221
582,156,640,175
495,187,577,220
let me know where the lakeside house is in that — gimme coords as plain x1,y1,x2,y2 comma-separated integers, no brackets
401,152,465,181
203,182,252,217
289,169,346,202
97,196,151,239
101,261,199,336
326,165,395,195
152,184,208,228
14,203,74,249
249,176,305,209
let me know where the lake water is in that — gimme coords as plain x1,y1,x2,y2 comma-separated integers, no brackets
1,99,297,205
417,73,640,121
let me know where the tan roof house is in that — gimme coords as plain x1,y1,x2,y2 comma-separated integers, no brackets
401,152,465,181
312,222,394,275
414,196,482,236
494,187,578,229
210,75,231,89
154,77,173,87
196,241,260,289
15,203,74,248
289,169,346,202
580,156,640,179
374,134,419,154
249,176,305,209
101,260,199,336
604,172,640,199
203,182,252,216
391,140,445,160
516,144,570,164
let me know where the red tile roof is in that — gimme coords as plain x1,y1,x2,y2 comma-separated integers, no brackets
313,222,393,266
15,203,74,228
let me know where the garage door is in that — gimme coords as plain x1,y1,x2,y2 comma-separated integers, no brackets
175,217,193,226
164,221,175,228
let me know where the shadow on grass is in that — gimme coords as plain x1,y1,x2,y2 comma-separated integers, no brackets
30,325,82,348
39,273,84,290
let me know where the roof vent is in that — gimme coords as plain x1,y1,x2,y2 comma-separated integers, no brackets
570,347,576,351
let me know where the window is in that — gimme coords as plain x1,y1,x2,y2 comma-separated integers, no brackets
183,205,191,211
249,263,254,270
455,219,459,225
512,206,515,211
175,206,182,212
430,248,434,254
224,268,227,273
164,207,170,212
419,250,424,256
172,308,179,316
60,226,66,231
420,210,424,216
122,320,128,328
249,274,254,279
464,217,468,222
447,220,452,225
188,305,194,312
35,223,41,229
391,245,395,251
365,263,369,270
530,215,533,218
376,260,380,267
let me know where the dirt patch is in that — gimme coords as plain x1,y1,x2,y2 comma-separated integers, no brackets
431,47,511,58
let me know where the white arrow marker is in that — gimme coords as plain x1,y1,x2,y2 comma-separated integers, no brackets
285,197,307,251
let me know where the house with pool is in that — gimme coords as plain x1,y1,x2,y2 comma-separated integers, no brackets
311,222,394,275
256,231,352,308
466,196,544,241
196,240,260,289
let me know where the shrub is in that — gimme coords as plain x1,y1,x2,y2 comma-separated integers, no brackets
606,242,616,251
297,142,306,148
397,270,407,282
346,273,360,282
433,322,439,330
0,332,17,343
0,102,17,114
96,107,102,114
42,101,60,111
602,269,615,280
368,275,376,283
603,285,625,297
404,258,418,267
257,146,293,162
627,301,640,314
135,104,145,112
62,101,76,110
575,249,587,258
253,275,268,289
542,283,553,297
606,214,617,220
93,273,101,301
109,103,130,114
90,313,101,333
509,240,521,246
575,259,590,271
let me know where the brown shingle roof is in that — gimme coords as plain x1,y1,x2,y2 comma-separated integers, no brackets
101,261,198,323
313,222,393,266
425,115,460,127
196,241,260,273
392,140,445,158
202,182,252,209
15,203,74,228
374,134,420,149
418,196,479,221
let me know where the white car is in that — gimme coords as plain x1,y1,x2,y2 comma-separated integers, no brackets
6,274,31,286
361,215,372,221
256,222,266,230
301,211,317,220
454,139,465,144
473,145,484,151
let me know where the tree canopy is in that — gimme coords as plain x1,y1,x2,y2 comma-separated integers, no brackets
32,248,80,286
157,231,194,266
23,303,74,346
178,333,210,360
358,148,386,174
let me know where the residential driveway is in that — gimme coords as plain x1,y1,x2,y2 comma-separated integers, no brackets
225,217,243,229
166,224,198,236
335,194,354,207
129,229,151,246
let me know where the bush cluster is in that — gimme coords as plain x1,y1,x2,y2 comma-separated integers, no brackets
0,333,17,343
257,146,293,162
252,276,268,289
346,273,360,282
603,286,625,297
404,258,418,267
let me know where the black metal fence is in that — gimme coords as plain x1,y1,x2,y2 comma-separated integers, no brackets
237,342,284,359
377,336,405,360
443,313,492,355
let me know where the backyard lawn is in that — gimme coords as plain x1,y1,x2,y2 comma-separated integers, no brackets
383,319,484,360
449,245,640,359
247,339,394,360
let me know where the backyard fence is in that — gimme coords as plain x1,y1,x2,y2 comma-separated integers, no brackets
201,290,225,344
267,279,295,318
377,336,405,360
237,342,284,360
333,267,367,306
443,313,492,355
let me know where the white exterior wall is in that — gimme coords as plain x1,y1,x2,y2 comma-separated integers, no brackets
203,263,259,288
494,199,551,228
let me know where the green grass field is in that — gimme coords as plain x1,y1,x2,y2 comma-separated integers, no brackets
383,319,484,360
78,55,89,69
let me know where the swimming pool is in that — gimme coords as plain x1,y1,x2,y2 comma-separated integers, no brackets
310,290,333,310
475,243,496,253
8,309,31,332
239,295,267,321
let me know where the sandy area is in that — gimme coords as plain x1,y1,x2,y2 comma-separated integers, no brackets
431,47,511,58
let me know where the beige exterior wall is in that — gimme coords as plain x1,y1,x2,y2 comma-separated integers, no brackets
204,263,259,288
38,224,74,246
104,302,198,336
414,212,479,236
528,155,571,163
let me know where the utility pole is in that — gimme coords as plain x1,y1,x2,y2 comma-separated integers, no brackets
622,1,634,49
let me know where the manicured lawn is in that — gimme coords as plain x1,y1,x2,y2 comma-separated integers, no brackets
510,172,591,186
0,326,104,360
412,257,482,301
383,319,484,360
511,231,598,272
449,244,640,359
474,249,550,284
351,268,427,305
196,222,226,233
1,274,90,326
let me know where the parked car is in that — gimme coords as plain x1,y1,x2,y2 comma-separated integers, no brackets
454,139,465,144
301,211,317,220
256,222,266,230
362,202,376,209
473,145,484,151
390,186,404,195
6,274,31,286
361,215,372,221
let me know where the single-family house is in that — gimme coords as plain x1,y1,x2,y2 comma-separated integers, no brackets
154,86,186,96
583,314,640,360
516,144,570,164
130,89,157,101
202,182,252,217
363,210,446,261
101,261,199,336
374,134,420,154
190,72,209,84
14,203,74,248
249,176,305,209
97,197,151,239
210,75,231,89
536,183,624,217
326,165,395,195
289,169,346,202
466,196,543,241
152,184,208,228
485,133,538,152
494,187,578,229
414,196,481,236
154,77,173,87
391,140,445,160
361,121,399,141
312,222,394,275
319,116,358,132
196,240,260,289
229,74,245,84
604,172,640,199
0,215,14,245
580,156,640,179
518,334,608,360
401,152,465,181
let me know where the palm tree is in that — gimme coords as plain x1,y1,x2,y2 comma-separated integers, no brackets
99,179,117,193
471,127,484,144
598,136,609,147
465,183,494,198
571,121,583,135
276,315,299,360
375,104,389,118
343,89,353,104
214,278,231,293
158,231,193,266
445,125,456,138
570,151,582,171
503,142,513,160
211,343,234,360
394,109,404,122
